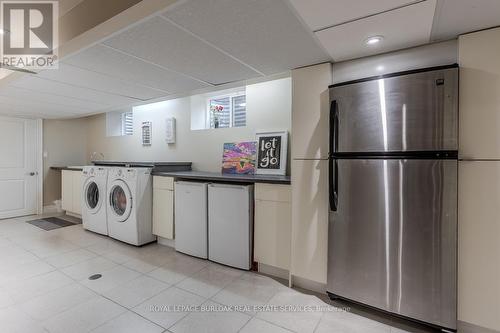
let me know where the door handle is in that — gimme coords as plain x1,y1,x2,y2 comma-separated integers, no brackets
329,100,339,212
27,172,37,176
329,100,339,158
329,158,338,212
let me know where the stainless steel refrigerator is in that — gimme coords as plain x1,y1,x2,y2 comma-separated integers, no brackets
327,65,458,331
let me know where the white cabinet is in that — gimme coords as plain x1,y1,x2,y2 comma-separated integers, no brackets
291,159,329,284
458,161,500,331
61,170,83,216
152,176,175,240
291,63,332,159
254,183,292,271
459,27,500,159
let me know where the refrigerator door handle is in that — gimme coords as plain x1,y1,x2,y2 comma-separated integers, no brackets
329,100,339,212
329,100,339,156
329,158,338,211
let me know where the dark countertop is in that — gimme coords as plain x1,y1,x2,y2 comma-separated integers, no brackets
152,170,291,185
91,161,192,168
50,166,84,171
52,161,192,173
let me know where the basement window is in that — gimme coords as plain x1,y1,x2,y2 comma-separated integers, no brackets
208,92,246,129
121,111,133,136
106,109,134,137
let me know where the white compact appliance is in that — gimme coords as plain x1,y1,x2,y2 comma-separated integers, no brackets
208,183,253,270
174,181,208,259
106,167,156,246
82,166,109,235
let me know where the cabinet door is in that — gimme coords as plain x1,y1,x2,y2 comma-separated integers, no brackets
153,188,174,239
291,63,332,159
291,159,329,284
72,171,83,215
61,170,73,212
459,29,500,159
459,161,500,330
254,199,291,270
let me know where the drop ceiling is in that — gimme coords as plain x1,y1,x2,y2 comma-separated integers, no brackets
1,0,500,119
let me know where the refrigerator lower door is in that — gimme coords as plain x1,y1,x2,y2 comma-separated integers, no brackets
208,184,253,270
174,182,208,259
328,159,457,329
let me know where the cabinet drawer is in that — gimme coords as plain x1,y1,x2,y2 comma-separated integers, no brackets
255,183,291,202
153,176,174,190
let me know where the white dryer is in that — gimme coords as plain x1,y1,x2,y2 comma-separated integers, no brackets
106,167,156,246
82,166,109,235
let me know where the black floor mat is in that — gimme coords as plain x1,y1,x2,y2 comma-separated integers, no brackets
27,216,81,231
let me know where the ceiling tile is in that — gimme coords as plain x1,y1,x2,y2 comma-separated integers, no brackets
37,63,167,100
103,16,262,85
63,44,212,93
431,0,500,41
0,86,107,112
11,76,139,107
0,95,88,118
316,0,436,61
163,0,330,75
288,0,420,31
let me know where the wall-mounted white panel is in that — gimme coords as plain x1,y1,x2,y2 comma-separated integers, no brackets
332,39,457,84
431,0,500,41
164,0,330,75
11,76,139,107
38,63,167,100
289,0,419,31
104,16,261,85
63,44,211,93
316,0,436,61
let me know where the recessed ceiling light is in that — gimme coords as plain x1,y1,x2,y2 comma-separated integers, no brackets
365,36,384,46
376,65,385,72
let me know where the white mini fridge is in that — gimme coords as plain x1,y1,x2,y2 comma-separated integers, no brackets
174,181,208,259
208,183,253,270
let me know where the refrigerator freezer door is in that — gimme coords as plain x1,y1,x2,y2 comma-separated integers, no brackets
328,159,457,329
174,182,208,259
208,184,253,270
330,67,458,153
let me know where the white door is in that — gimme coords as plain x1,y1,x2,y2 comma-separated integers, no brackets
0,117,39,219
174,181,208,259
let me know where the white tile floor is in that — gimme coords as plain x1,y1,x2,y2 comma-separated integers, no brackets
0,215,427,333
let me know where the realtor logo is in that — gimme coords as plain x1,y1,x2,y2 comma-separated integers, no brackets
1,1,58,69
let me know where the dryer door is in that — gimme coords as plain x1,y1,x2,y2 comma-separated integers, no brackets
84,178,102,214
108,180,132,222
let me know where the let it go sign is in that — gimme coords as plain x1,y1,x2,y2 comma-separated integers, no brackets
256,131,288,175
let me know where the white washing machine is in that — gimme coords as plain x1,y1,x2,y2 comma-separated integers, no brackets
82,166,109,235
106,167,156,246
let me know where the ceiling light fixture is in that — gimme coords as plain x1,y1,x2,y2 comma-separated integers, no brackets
365,36,384,46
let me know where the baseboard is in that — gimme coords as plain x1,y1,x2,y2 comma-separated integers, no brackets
257,263,289,281
65,212,81,218
291,274,327,294
157,236,175,248
43,205,58,214
458,321,500,333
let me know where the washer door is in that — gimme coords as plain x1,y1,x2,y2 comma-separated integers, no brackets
84,178,102,214
108,180,132,222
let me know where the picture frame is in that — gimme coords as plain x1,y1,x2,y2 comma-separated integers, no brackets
255,130,288,175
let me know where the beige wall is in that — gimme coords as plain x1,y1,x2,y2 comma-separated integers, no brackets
43,118,88,205
458,27,500,332
86,77,292,172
